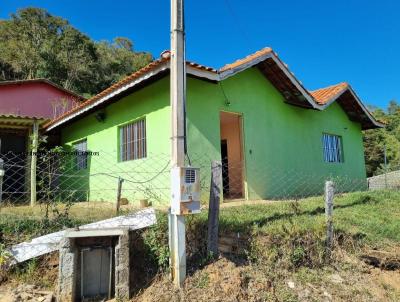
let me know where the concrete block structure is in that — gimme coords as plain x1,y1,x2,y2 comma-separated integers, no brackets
58,228,131,302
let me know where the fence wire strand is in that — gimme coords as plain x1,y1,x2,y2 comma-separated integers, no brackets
0,146,397,246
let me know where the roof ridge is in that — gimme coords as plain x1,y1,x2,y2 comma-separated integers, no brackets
309,82,348,93
43,57,170,129
309,82,350,105
43,47,382,131
219,47,273,72
44,53,222,129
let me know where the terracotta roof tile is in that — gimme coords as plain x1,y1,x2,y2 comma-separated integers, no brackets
44,55,217,129
310,82,349,105
220,47,273,72
44,47,381,130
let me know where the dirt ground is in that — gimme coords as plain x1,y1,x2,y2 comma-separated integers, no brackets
0,250,399,302
132,252,400,302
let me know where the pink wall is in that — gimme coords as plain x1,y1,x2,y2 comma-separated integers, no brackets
0,82,81,119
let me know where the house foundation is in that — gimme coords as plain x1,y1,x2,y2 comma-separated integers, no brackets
58,228,131,302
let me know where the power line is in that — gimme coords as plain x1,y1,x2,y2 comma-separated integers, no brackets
222,0,253,45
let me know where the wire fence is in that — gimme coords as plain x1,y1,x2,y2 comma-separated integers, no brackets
0,146,396,210
0,145,399,260
0,145,398,223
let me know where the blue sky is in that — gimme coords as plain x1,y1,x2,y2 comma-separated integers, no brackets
1,0,399,109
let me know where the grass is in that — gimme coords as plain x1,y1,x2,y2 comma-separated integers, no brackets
0,200,141,221
1,190,399,249
215,190,400,246
1,190,400,301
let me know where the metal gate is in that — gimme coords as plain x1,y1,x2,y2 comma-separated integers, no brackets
81,247,112,301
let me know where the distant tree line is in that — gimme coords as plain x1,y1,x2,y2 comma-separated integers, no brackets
364,100,400,176
0,7,153,97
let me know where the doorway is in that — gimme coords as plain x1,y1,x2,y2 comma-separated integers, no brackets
0,130,28,201
219,111,244,199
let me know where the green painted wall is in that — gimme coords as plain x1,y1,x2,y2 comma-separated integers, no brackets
60,78,171,203
186,68,367,200
60,67,367,204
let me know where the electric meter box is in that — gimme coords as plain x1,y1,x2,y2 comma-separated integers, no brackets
171,166,201,215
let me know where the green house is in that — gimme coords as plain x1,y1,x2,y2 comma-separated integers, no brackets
44,48,383,204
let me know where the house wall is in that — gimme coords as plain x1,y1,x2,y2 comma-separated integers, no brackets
59,67,367,204
220,112,244,198
60,78,171,203
186,67,367,199
0,82,80,119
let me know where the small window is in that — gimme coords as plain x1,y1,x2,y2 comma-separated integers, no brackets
120,119,146,161
73,139,87,170
322,134,343,163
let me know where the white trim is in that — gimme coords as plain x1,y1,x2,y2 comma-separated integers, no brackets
187,66,219,81
219,52,275,80
218,52,320,109
46,62,169,131
46,52,383,131
46,63,219,131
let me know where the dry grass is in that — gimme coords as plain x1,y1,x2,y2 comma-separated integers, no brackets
0,201,143,221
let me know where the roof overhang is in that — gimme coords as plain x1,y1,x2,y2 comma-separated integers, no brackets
45,60,219,131
219,49,319,109
318,86,384,130
46,61,169,131
0,115,48,130
44,47,383,132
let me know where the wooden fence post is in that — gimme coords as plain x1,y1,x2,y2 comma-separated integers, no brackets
30,119,39,206
207,161,222,257
116,177,124,215
325,180,334,259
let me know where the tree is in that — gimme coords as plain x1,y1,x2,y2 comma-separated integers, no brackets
94,38,152,92
363,99,400,176
0,7,153,96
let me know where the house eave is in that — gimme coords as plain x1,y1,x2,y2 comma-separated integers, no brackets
318,86,384,129
45,62,218,132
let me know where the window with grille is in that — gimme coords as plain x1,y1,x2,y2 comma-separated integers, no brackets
73,139,87,170
322,133,343,163
119,119,146,161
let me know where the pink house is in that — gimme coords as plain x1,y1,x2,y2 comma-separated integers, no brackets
0,79,84,202
0,79,83,120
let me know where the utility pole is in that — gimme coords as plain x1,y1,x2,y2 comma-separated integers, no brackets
170,0,187,287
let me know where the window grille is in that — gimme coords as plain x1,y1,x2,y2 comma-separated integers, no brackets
73,139,87,170
185,169,196,184
322,133,343,163
120,119,146,161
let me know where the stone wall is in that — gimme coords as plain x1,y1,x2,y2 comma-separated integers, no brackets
58,237,77,302
57,230,131,302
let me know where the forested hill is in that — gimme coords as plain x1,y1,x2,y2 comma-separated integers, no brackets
0,7,153,97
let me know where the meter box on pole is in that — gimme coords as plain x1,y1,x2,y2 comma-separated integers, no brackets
171,167,201,215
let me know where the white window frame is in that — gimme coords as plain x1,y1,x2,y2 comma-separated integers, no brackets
119,119,147,162
322,133,343,163
73,139,88,170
